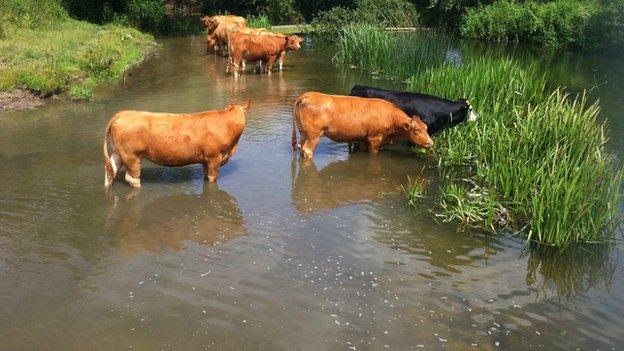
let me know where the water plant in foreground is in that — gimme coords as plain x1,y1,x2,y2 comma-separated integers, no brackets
407,57,622,246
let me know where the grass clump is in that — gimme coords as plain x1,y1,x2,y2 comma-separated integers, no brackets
247,14,272,29
0,11,156,101
407,57,622,246
460,0,600,49
334,25,454,79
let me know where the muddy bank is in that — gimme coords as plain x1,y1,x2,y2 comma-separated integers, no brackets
0,89,44,112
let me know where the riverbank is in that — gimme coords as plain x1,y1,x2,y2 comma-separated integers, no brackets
0,19,156,111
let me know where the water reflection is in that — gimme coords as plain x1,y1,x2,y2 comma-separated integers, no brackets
524,243,617,299
290,153,432,214
106,184,246,256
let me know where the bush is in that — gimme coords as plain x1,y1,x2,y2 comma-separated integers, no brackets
126,0,166,32
590,0,624,51
460,0,600,49
312,0,419,36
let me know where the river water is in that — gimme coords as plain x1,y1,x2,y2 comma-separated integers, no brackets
0,35,622,350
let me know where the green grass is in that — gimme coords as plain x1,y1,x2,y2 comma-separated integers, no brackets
247,15,272,29
334,25,454,80
0,5,156,101
408,57,622,246
333,26,623,246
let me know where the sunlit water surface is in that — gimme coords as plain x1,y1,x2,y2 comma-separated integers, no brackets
0,35,623,350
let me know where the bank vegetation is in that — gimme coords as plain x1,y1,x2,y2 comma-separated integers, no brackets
0,0,156,105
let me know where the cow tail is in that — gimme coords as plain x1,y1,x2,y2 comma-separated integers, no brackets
292,95,308,151
103,115,117,186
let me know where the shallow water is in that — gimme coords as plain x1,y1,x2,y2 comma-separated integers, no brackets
0,35,623,350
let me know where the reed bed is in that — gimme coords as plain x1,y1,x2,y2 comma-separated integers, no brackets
334,25,454,79
409,57,622,246
334,26,622,246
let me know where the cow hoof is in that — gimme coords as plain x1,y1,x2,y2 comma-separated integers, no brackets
125,173,141,188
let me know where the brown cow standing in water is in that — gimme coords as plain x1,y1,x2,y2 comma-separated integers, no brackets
292,92,433,158
227,32,303,77
103,101,250,188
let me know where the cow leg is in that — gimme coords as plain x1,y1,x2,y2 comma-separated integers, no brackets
123,157,142,188
232,58,241,78
300,132,321,159
242,60,246,70
205,158,221,183
279,52,285,71
367,135,384,155
266,56,277,75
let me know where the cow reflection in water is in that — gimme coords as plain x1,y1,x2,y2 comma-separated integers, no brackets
107,184,246,256
291,155,430,214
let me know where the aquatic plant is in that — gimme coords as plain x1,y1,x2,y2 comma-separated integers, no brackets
334,25,454,79
407,57,622,246
247,14,272,29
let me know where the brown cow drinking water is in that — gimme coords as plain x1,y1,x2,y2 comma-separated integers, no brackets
103,101,250,188
292,92,433,159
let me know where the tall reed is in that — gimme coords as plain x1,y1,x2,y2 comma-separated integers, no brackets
408,57,622,246
334,25,454,79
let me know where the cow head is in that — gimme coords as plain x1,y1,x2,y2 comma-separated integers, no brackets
458,99,478,122
286,35,304,51
403,116,433,149
201,16,219,33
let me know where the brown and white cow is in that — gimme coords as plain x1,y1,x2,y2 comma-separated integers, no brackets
227,32,303,77
292,92,433,158
103,101,250,188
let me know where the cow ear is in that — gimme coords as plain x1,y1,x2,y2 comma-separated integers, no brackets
402,121,411,131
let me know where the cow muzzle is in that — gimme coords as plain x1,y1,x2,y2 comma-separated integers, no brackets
468,109,478,122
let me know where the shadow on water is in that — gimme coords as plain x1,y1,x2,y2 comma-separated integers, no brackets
105,183,246,256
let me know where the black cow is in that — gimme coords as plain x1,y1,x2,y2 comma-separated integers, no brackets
349,85,478,135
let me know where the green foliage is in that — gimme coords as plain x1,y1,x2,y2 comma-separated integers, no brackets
69,78,97,101
334,26,453,79
460,0,600,49
247,15,273,29
126,0,166,32
312,0,419,35
406,57,622,246
402,175,428,207
590,0,624,51
265,0,300,24
0,0,68,30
